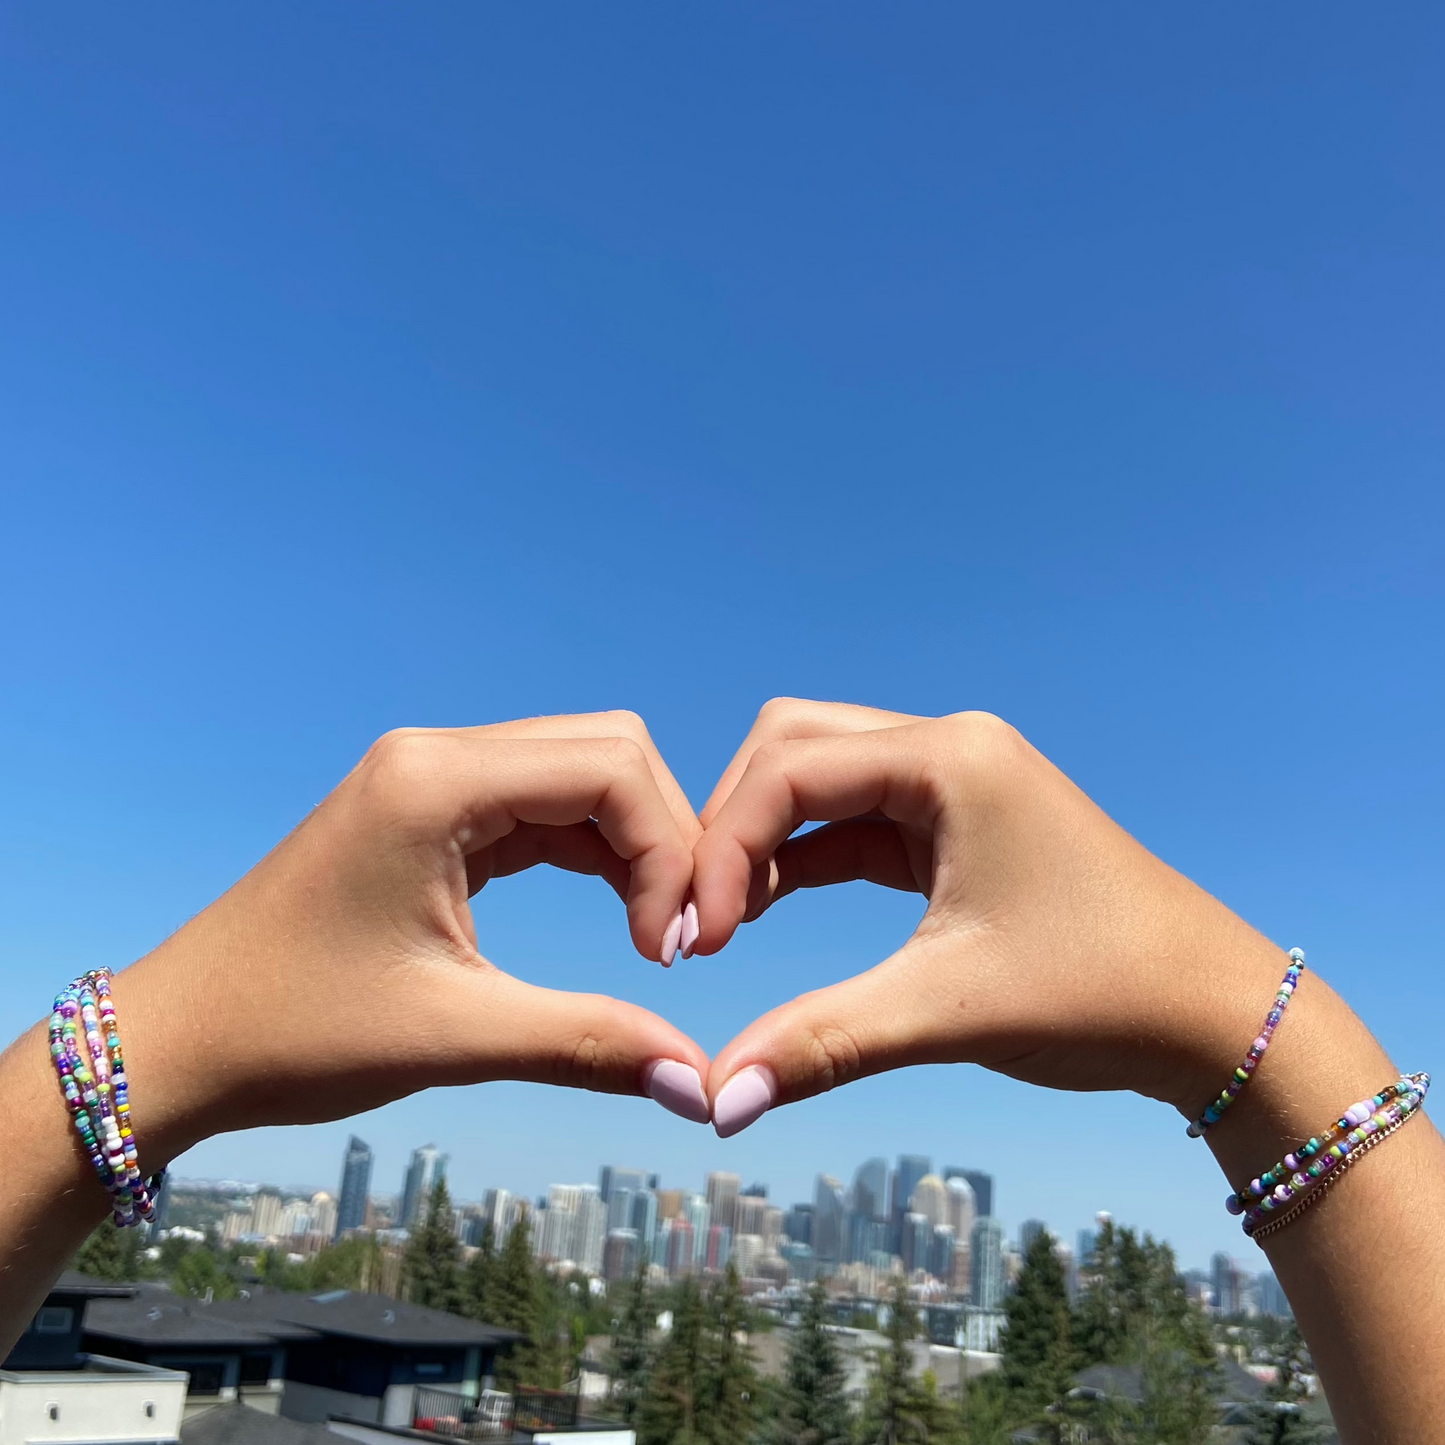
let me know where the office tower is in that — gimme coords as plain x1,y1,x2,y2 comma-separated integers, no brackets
251,1191,285,1239
604,1229,640,1283
705,1224,732,1272
652,1217,673,1269
785,1203,814,1246
630,1189,658,1255
599,1166,648,1204
944,1176,976,1243
481,1188,514,1243
732,1232,764,1278
656,1189,685,1221
901,1212,932,1273
954,1169,994,1222
780,1241,817,1282
683,1195,711,1267
400,1145,449,1229
1076,1226,1098,1271
1255,1271,1292,1319
735,1195,769,1238
309,1192,338,1239
705,1172,741,1234
762,1206,785,1245
813,1176,846,1272
1019,1219,1048,1255
740,1182,768,1198
852,1158,889,1223
891,1156,932,1233
538,1186,581,1262
949,1238,971,1294
929,1224,956,1281
336,1136,373,1238
908,1175,948,1228
970,1217,1006,1309
667,1218,696,1276
1211,1252,1244,1317
574,1186,606,1274
607,1187,636,1234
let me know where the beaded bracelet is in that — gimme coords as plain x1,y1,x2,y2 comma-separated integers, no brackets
1239,1072,1428,1239
1185,948,1305,1138
1225,1073,1422,1216
49,969,162,1227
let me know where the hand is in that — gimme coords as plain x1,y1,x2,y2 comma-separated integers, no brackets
690,699,1295,1135
114,710,715,1167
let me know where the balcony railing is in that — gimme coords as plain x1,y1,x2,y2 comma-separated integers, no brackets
411,1383,580,1441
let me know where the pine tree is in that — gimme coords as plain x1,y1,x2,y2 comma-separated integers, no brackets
637,1278,707,1445
461,1222,496,1322
490,1213,541,1391
403,1177,461,1311
75,1220,132,1281
856,1277,952,1445
702,1264,756,1444
610,1264,654,1425
771,1281,851,1445
999,1229,1076,1416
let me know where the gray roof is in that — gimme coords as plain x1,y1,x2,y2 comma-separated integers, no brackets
182,1403,338,1445
48,1272,139,1300
86,1287,522,1351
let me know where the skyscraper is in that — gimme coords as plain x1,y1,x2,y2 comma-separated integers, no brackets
684,1195,711,1268
970,1217,1006,1309
1019,1219,1048,1255
901,1212,932,1274
630,1189,658,1255
908,1175,948,1228
891,1156,932,1232
1211,1252,1244,1317
944,1167,994,1222
813,1175,847,1273
705,1172,741,1234
785,1203,814,1246
400,1145,448,1230
852,1158,889,1223
944,1176,976,1244
599,1166,647,1204
336,1135,373,1239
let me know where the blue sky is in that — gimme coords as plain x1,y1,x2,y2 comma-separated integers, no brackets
2,6,1441,1270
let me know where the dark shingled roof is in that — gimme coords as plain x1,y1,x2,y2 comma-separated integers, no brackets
48,1271,139,1300
85,1286,522,1351
182,1403,338,1445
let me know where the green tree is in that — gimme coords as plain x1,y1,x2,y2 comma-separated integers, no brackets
770,1281,852,1445
638,1278,708,1445
999,1229,1076,1417
855,1278,959,1444
403,1177,460,1311
171,1246,238,1300
490,1213,541,1391
1240,1325,1330,1445
610,1264,655,1426
703,1264,756,1444
461,1222,496,1321
74,1220,143,1281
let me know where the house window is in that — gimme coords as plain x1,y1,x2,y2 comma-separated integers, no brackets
34,1307,74,1334
239,1354,273,1387
414,1363,446,1378
184,1363,226,1396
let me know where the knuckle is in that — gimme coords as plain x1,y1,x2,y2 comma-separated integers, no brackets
361,728,447,793
757,696,810,732
597,708,649,740
940,710,1027,772
593,733,650,775
798,1018,863,1092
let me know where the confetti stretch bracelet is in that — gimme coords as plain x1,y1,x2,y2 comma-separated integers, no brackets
1239,1072,1429,1240
1225,1072,1424,1216
1185,947,1305,1138
49,968,162,1227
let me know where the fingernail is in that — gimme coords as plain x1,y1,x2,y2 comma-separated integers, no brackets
712,1064,777,1138
643,1059,711,1124
660,912,683,966
680,901,700,959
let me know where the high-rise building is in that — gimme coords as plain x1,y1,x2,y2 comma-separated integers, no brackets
901,1212,932,1274
705,1224,732,1272
1076,1226,1098,1271
740,1182,768,1198
656,1189,685,1221
891,1156,933,1237
908,1175,948,1228
930,1224,956,1281
400,1145,449,1229
970,1217,1006,1309
599,1166,648,1204
607,1187,636,1235
574,1186,606,1274
1019,1219,1048,1255
1255,1271,1292,1319
1211,1252,1244,1317
735,1195,769,1238
944,1168,994,1222
603,1229,640,1283
630,1189,658,1254
705,1172,741,1235
683,1195,711,1268
813,1176,846,1272
944,1176,976,1245
251,1191,285,1239
336,1136,373,1238
852,1158,889,1223
785,1204,814,1246
309,1192,338,1239
652,1217,673,1269
667,1218,696,1277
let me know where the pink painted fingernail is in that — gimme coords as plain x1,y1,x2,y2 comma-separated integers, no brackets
680,901,700,959
660,912,683,966
713,1064,777,1138
644,1059,711,1124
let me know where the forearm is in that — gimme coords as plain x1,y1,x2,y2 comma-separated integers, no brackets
1200,942,1445,1439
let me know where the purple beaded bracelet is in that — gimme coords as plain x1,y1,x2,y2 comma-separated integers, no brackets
48,969,163,1228
1240,1072,1429,1240
1185,947,1305,1138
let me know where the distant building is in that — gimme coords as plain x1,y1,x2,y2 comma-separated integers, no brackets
1019,1219,1048,1255
944,1168,994,1222
785,1203,814,1247
399,1146,448,1230
852,1158,889,1224
705,1172,740,1234
705,1224,732,1272
666,1218,696,1277
598,1166,647,1204
1077,1226,1098,1271
909,1175,948,1228
890,1156,932,1247
603,1228,640,1282
1255,1271,1293,1319
630,1189,658,1254
813,1176,847,1273
683,1196,711,1268
970,1217,1006,1310
335,1137,373,1238
1211,1252,1245,1317
901,1212,932,1274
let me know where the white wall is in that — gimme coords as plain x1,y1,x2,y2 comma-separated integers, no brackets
0,1358,186,1445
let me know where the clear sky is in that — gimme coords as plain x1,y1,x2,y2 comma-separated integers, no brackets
2,6,1442,1271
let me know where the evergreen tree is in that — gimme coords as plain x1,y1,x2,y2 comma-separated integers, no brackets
490,1213,541,1391
461,1222,496,1322
1240,1325,1330,1445
610,1264,655,1425
638,1278,707,1445
703,1264,756,1444
74,1220,140,1281
403,1177,461,1311
999,1229,1076,1416
855,1278,960,1444
771,1281,851,1445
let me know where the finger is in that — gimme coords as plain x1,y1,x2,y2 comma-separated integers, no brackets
704,939,966,1136
465,820,632,903
452,967,714,1122
691,727,940,953
468,711,702,846
700,697,924,825
759,818,926,914
362,731,693,961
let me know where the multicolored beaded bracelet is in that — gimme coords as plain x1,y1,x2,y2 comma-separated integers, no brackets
48,969,163,1228
1239,1072,1429,1239
1224,1072,1422,1216
1246,1080,1429,1243
1185,947,1305,1138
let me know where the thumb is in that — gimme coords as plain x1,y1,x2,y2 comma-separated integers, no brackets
456,969,715,1125
704,937,968,1137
